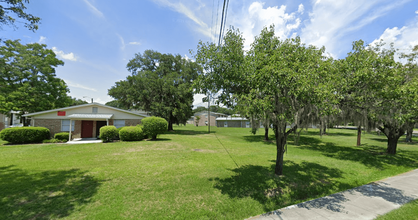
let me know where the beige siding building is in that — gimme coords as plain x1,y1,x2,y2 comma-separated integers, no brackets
22,103,148,139
193,111,228,126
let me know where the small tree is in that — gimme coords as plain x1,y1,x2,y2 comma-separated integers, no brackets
195,116,201,126
141,117,168,140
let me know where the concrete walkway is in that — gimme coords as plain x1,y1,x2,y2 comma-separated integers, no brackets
247,169,418,220
67,138,102,144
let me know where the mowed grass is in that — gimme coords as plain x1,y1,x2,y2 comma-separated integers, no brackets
0,125,417,219
375,199,418,220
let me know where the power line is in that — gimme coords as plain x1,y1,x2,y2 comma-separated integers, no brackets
218,0,227,46
214,0,221,44
220,0,230,43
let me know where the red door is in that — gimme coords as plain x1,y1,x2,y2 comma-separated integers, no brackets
81,121,93,138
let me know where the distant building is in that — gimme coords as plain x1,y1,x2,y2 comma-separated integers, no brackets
0,111,23,131
192,111,228,126
216,116,253,128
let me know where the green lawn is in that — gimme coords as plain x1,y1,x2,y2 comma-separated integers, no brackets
0,125,417,219
375,199,418,220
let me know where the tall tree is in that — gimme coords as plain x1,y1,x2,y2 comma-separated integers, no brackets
194,26,336,175
0,40,71,119
339,40,418,154
108,50,202,131
0,0,40,32
247,27,335,175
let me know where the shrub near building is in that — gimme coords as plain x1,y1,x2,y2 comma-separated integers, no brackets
99,126,118,143
54,132,70,142
141,117,168,140
0,127,50,144
119,126,144,141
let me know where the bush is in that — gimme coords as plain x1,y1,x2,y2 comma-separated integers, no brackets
114,126,125,140
136,125,148,139
54,132,70,142
0,127,50,144
43,138,64,143
119,126,144,141
99,126,118,143
141,117,168,140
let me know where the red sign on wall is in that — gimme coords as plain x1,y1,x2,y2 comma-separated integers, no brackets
57,111,66,116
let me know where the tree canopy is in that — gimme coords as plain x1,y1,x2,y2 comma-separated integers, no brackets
194,26,336,175
108,50,202,131
0,40,71,118
0,0,40,32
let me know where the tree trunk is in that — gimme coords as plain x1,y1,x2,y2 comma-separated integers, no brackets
379,125,404,155
264,126,269,141
168,121,173,131
168,111,174,131
387,135,400,154
322,126,326,135
357,125,361,146
274,124,286,176
406,127,413,143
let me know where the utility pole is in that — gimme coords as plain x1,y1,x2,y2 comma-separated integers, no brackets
208,94,210,134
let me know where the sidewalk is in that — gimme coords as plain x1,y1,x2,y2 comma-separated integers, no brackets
247,169,418,220
67,138,102,144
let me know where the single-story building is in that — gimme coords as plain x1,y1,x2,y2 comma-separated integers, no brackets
193,111,228,126
216,116,253,128
0,111,24,131
22,103,148,140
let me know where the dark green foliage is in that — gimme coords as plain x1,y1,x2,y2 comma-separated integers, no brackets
136,124,148,139
141,117,168,140
0,0,40,32
108,50,202,131
99,126,118,143
105,100,129,110
54,132,69,142
119,126,144,141
0,127,50,144
0,40,71,119
43,138,64,143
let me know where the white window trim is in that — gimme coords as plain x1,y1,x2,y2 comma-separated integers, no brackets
61,119,75,131
113,119,125,128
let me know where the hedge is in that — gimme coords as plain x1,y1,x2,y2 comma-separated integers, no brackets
54,132,70,142
99,126,118,143
0,127,50,144
119,126,144,141
141,117,168,140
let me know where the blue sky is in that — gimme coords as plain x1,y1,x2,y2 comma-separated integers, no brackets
1,0,418,107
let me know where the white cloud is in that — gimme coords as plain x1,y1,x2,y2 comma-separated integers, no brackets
66,80,97,92
298,4,304,14
371,24,418,54
38,36,46,44
82,0,105,18
129,42,141,45
415,10,418,14
52,47,77,61
116,34,125,50
229,2,303,50
152,0,212,38
300,0,411,58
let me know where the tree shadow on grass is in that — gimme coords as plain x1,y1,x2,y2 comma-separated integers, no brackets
242,135,276,146
0,165,102,220
209,161,353,212
297,136,418,170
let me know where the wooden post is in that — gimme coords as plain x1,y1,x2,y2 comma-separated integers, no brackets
69,119,72,141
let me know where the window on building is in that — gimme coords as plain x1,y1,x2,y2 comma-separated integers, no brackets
61,120,75,131
92,107,98,113
246,121,251,128
224,121,228,127
113,119,125,128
